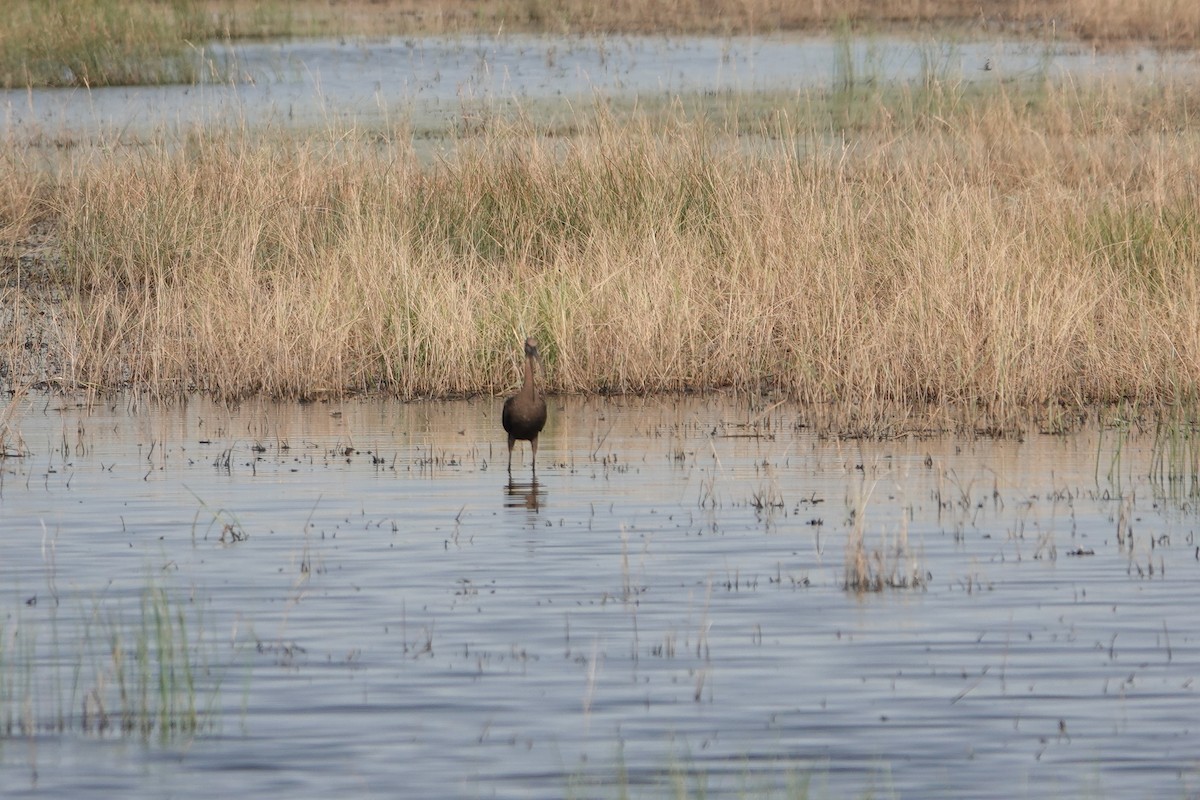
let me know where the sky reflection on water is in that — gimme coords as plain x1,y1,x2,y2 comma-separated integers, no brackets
1,33,1186,142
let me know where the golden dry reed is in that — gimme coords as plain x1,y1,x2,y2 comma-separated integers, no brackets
203,0,1200,45
3,76,1200,417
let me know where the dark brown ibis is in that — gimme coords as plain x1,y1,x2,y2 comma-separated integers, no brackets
502,337,547,476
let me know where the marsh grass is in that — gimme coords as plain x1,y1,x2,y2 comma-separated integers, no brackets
843,498,927,592
1148,415,1200,503
0,386,29,458
3,74,1200,427
0,577,217,740
0,0,235,88
206,0,1200,44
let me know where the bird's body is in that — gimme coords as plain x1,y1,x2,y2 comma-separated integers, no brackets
502,337,547,476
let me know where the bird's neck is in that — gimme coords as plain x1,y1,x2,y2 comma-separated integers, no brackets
521,357,537,398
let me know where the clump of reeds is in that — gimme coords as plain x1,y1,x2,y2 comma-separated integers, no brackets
0,0,235,88
1148,413,1200,503
0,386,29,458
843,511,927,593
0,579,216,740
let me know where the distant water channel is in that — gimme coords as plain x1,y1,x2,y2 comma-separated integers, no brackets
1,394,1198,798
1,33,1190,142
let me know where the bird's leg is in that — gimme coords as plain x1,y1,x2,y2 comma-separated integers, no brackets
530,436,538,475
507,435,515,475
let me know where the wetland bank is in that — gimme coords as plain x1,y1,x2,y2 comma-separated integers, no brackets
3,1,1200,798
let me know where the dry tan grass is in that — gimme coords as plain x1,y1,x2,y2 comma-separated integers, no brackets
2,77,1200,421
1065,0,1200,46
843,505,926,592
199,0,1200,44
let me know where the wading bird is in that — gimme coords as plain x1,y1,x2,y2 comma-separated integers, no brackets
502,337,547,477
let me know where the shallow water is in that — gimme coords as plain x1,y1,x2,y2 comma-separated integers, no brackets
1,393,1198,798
1,34,1191,142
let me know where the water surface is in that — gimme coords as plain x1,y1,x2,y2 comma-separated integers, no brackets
1,394,1198,798
2,34,1189,142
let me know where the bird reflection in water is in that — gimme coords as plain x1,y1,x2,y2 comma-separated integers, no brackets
504,477,545,511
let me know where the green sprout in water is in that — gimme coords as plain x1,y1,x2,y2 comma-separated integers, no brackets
0,575,222,742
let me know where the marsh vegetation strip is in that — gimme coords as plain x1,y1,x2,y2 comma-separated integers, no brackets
6,62,1200,414
1,393,1199,797
0,0,243,88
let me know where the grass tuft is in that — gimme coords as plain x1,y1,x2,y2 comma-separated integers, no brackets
1,576,218,741
843,498,928,593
